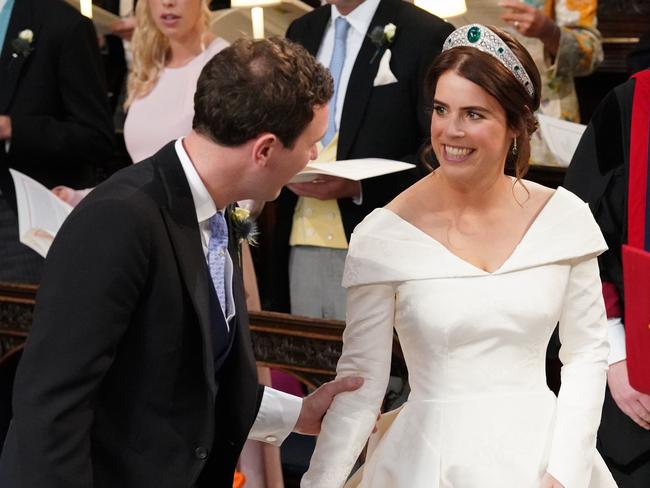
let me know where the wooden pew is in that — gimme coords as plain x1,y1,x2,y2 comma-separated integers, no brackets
0,282,406,390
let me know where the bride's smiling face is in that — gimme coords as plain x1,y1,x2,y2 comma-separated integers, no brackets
430,70,516,186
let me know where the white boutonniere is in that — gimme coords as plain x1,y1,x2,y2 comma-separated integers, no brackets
228,206,259,247
368,23,396,64
11,29,35,59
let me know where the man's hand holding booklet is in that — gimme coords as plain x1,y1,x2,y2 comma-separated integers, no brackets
289,158,415,184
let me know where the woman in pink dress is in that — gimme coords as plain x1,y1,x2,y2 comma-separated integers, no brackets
54,0,228,204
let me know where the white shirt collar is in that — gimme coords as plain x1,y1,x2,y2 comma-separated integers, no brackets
174,138,217,224
330,0,381,37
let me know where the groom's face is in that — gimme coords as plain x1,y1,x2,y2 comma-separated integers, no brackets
266,104,329,199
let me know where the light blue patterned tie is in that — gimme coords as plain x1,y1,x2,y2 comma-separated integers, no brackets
208,212,229,317
322,17,350,147
0,0,16,51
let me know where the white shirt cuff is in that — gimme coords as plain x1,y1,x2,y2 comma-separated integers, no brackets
607,317,626,365
352,183,363,205
247,386,303,446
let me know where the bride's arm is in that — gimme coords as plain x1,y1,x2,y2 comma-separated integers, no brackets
301,282,396,488
546,256,609,488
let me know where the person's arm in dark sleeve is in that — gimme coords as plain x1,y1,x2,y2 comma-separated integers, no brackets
9,16,114,171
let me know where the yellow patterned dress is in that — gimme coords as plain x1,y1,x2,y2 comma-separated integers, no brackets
517,0,603,165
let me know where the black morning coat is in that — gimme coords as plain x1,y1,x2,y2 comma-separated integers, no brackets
0,142,264,488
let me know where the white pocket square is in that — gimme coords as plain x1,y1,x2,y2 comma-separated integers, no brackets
373,49,398,87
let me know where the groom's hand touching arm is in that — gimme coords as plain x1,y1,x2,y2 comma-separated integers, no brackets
248,376,363,445
294,377,364,435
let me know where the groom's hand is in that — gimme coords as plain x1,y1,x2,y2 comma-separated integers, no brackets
293,376,364,435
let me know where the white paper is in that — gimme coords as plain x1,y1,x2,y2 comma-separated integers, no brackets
9,169,73,258
537,114,587,167
290,158,415,183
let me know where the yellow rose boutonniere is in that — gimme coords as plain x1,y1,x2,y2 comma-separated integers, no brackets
229,206,259,246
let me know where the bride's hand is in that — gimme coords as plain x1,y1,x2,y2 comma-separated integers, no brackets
541,473,565,488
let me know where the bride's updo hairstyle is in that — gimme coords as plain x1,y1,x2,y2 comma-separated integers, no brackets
423,25,541,180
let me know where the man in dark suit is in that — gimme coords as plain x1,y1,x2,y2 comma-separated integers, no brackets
0,37,362,487
266,0,454,317
0,0,114,284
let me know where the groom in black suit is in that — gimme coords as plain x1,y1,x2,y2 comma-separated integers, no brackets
266,0,454,316
0,0,114,283
0,37,362,488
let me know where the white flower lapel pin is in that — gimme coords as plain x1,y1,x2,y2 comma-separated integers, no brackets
11,29,35,59
368,22,396,64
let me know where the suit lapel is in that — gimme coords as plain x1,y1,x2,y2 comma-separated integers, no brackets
156,144,217,396
337,0,399,160
225,206,247,335
0,0,38,113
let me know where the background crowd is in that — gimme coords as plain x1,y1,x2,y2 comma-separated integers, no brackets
0,0,649,486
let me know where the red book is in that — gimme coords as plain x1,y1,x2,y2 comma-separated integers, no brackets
623,245,650,393
624,70,650,393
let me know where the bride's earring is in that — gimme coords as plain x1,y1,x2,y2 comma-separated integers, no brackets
511,137,518,156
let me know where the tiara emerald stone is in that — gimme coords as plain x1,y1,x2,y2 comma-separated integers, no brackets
442,24,535,97
467,26,481,43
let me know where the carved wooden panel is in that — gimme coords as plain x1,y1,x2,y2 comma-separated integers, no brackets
0,284,406,388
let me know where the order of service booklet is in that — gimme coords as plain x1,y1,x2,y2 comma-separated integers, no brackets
289,158,415,184
9,169,73,258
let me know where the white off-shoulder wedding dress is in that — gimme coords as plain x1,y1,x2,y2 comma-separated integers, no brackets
301,187,617,488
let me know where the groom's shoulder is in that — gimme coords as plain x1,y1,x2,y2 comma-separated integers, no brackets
91,143,181,207
70,161,171,236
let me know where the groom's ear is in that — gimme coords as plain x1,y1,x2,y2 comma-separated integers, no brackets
251,133,279,168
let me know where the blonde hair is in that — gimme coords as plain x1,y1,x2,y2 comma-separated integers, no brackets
124,0,212,109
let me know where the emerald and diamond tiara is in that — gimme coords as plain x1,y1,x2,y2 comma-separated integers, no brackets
442,24,535,98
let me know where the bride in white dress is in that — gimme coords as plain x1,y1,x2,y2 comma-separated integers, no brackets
301,25,617,488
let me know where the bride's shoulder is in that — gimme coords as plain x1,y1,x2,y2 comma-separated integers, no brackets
518,179,589,214
516,179,555,203
384,173,436,221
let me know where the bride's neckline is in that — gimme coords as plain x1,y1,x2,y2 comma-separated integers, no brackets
379,188,562,275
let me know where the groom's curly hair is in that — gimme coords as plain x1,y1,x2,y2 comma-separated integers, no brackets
193,37,333,149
